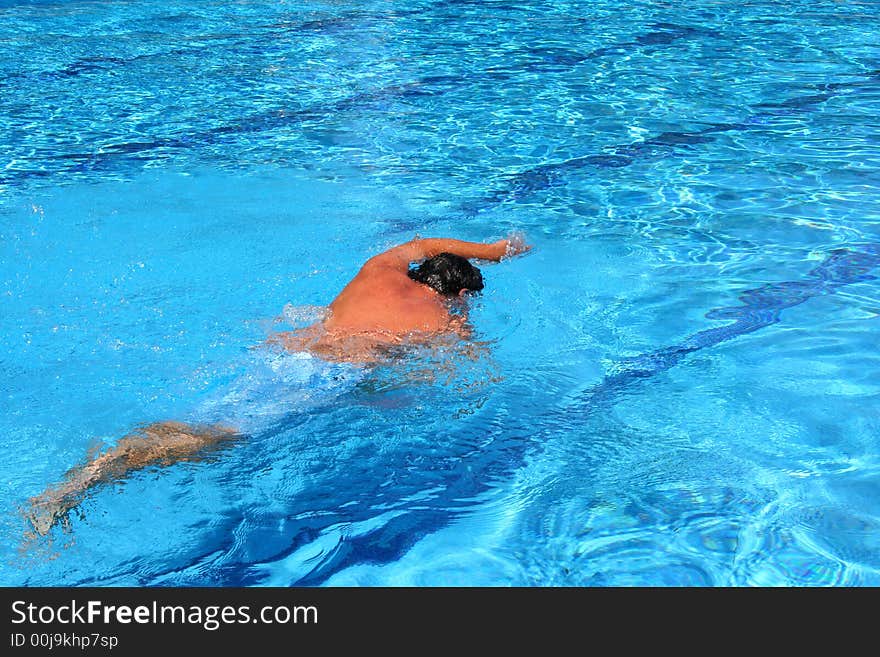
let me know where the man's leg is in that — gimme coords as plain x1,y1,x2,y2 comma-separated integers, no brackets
26,421,239,536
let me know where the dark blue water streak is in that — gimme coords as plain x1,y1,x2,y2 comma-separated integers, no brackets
0,19,717,189
462,69,880,213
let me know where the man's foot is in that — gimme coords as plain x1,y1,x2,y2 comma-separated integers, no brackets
25,493,67,537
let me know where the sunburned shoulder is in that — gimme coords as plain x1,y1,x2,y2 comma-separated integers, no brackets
355,256,413,282
342,262,431,301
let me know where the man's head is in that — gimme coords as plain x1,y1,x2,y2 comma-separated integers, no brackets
407,252,484,296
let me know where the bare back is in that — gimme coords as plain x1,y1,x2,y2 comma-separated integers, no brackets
271,237,523,361
326,263,451,334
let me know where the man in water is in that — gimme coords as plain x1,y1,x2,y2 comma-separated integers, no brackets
26,235,531,535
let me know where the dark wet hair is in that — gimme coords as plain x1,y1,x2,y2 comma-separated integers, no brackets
407,252,484,295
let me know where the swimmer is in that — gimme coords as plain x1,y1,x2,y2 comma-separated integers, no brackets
25,235,531,536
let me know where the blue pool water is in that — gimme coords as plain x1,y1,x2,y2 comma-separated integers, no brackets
2,0,880,586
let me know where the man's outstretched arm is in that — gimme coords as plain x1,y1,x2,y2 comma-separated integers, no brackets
367,234,530,270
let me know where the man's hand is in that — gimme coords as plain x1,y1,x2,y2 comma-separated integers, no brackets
498,232,531,259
